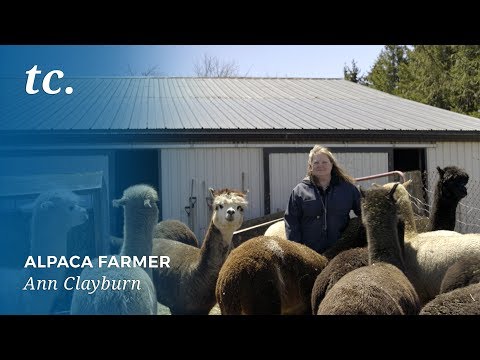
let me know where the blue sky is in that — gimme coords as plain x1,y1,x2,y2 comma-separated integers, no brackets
0,45,385,78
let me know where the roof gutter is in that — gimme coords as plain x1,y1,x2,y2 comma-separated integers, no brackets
0,129,479,146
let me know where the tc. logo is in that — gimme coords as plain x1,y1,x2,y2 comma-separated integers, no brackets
25,65,73,95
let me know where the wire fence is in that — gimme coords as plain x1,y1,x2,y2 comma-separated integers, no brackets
356,169,480,234
398,170,480,234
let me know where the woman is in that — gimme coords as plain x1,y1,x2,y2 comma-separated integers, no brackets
284,145,361,253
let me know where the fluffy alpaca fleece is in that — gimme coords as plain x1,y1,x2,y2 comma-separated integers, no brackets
152,188,248,315
404,230,480,304
420,282,480,315
216,236,328,315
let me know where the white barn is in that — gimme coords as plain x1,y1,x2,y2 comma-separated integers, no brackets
1,77,479,243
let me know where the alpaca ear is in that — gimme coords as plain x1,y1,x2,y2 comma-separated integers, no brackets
388,183,400,202
144,199,152,208
403,179,413,188
112,198,126,207
209,188,215,198
437,166,445,178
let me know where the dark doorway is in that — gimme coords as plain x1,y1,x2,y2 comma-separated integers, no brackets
393,148,425,172
112,150,159,237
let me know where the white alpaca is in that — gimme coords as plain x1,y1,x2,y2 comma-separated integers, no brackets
70,184,158,315
383,181,480,304
0,190,88,314
152,188,248,315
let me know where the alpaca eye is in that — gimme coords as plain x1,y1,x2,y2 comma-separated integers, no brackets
237,206,243,212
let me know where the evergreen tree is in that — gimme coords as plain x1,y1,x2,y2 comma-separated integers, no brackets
344,59,363,83
397,45,480,118
366,45,409,94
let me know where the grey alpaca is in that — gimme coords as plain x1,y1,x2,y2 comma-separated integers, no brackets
70,184,158,315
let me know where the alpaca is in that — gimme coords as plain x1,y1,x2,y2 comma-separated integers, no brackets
402,228,480,304
310,183,412,314
0,190,89,315
152,188,248,315
368,179,480,304
439,254,480,294
70,184,158,315
317,185,420,315
417,166,469,232
216,236,328,315
419,283,480,315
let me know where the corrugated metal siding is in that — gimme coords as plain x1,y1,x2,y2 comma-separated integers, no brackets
269,151,389,213
426,141,480,233
3,77,480,132
160,148,263,241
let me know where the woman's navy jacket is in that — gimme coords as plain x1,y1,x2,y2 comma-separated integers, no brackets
284,176,361,253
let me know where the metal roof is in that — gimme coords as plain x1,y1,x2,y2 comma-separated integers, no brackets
1,77,479,144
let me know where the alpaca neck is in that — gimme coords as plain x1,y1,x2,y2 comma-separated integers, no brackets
428,191,458,231
366,217,405,272
120,208,155,277
197,221,233,276
398,198,417,239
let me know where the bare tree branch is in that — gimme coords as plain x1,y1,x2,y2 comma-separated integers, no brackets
193,54,240,77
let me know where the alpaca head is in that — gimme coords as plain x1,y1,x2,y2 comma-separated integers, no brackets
437,166,469,201
209,188,248,233
360,184,399,229
113,184,159,216
32,190,89,232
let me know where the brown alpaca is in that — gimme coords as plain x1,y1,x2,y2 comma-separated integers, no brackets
439,254,480,294
152,188,247,315
317,185,420,315
420,283,480,315
216,236,327,315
